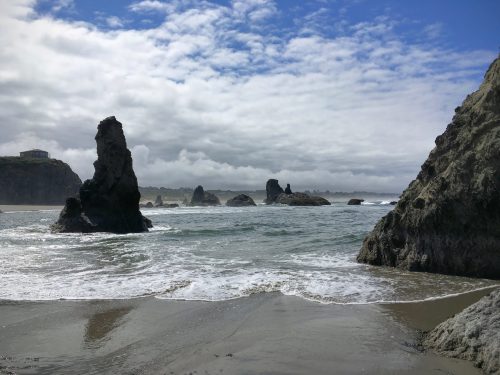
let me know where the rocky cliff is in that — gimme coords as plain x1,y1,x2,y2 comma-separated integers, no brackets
53,116,151,233
357,57,500,279
0,157,81,204
424,288,500,374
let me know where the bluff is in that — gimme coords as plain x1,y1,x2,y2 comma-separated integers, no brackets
0,157,81,205
52,116,151,233
357,57,500,279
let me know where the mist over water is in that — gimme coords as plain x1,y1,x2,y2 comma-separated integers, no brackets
0,203,497,303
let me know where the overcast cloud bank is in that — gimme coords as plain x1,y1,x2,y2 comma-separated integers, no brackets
0,0,496,192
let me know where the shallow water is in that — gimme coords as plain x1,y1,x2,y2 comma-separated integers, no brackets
0,203,497,303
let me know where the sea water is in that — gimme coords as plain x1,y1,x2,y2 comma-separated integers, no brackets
0,203,497,303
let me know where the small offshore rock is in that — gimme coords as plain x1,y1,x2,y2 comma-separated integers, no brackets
190,185,220,206
424,289,500,374
347,198,364,205
285,183,292,194
154,195,164,207
276,192,330,206
226,194,256,207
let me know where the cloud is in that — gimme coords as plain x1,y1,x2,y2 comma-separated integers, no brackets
106,16,124,28
0,0,496,192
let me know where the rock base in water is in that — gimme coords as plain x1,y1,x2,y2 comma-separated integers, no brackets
52,116,151,233
226,194,256,207
424,289,500,374
347,199,364,205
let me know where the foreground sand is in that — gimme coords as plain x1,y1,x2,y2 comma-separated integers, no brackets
0,288,496,375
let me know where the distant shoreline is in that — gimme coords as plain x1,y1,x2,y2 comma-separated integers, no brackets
0,205,63,212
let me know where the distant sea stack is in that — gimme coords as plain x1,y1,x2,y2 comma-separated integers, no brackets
52,116,151,233
190,185,220,206
424,288,500,374
347,198,364,205
265,179,330,206
357,57,500,279
226,194,256,207
0,156,81,205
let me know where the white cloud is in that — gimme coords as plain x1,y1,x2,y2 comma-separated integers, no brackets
106,16,124,28
0,0,496,192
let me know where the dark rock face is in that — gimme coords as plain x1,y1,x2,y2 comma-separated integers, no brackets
226,194,257,207
276,192,330,206
190,185,220,206
424,288,500,374
265,179,284,204
52,116,151,233
390,201,397,205
154,195,163,207
347,198,364,205
265,179,330,206
357,57,500,279
285,184,292,194
0,157,81,205
140,202,153,208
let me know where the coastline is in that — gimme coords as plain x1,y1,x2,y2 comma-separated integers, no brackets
1,288,496,374
0,205,63,213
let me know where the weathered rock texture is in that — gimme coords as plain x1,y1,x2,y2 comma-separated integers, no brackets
154,195,163,207
226,194,256,207
264,179,284,204
52,116,151,233
190,185,220,206
265,179,330,206
0,157,81,204
357,57,500,279
424,288,500,374
348,198,364,205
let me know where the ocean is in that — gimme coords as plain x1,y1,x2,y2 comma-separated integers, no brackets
0,202,497,303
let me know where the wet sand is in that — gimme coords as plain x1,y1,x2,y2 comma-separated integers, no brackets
0,287,496,375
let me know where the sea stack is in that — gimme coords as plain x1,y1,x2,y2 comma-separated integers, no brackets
226,194,256,207
357,57,500,279
190,185,220,206
52,116,151,233
264,179,330,206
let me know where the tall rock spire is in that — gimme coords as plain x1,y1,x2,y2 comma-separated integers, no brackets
53,116,151,233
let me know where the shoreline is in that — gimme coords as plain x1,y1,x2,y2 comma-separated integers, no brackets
0,205,63,213
1,288,496,374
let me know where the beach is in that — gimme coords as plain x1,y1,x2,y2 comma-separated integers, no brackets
0,287,495,375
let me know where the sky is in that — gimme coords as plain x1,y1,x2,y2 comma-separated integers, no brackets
0,0,499,192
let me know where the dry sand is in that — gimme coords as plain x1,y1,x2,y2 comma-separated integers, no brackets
0,287,496,375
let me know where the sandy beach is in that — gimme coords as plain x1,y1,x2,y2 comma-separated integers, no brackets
0,287,496,375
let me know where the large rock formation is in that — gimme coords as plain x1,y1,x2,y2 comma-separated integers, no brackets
52,116,151,233
357,57,500,279
154,195,163,207
424,288,500,374
226,194,256,207
265,180,330,206
0,157,81,205
264,179,284,204
190,185,220,206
